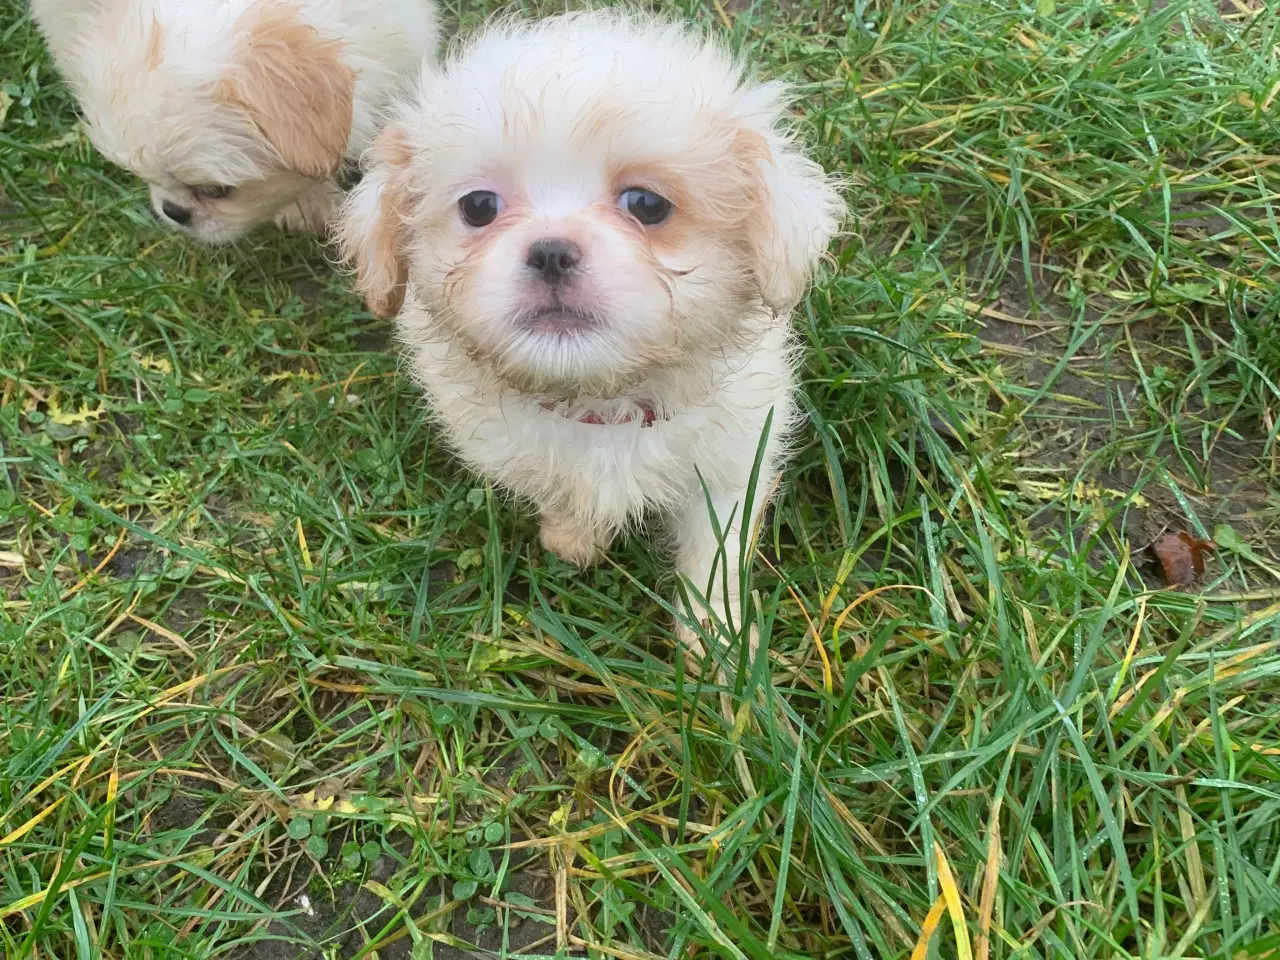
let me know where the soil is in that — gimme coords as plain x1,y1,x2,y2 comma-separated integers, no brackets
231,852,575,959
974,254,1278,588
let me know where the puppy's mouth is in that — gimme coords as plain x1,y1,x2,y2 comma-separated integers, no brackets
518,308,598,337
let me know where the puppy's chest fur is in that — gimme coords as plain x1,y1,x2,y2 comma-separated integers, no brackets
398,304,796,533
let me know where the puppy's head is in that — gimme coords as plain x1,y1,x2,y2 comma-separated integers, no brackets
341,13,843,398
54,0,353,243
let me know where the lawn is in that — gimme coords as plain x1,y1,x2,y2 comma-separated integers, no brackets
3,0,1280,957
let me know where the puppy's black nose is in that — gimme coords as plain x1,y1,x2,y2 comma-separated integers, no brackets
525,239,582,285
161,201,192,226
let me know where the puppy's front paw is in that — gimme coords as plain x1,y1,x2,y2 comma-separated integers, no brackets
274,180,341,235
674,615,760,665
539,518,604,567
675,619,708,663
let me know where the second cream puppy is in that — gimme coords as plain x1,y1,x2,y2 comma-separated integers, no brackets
341,12,843,654
32,0,439,243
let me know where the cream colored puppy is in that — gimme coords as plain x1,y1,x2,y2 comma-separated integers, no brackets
341,12,843,654
31,0,439,244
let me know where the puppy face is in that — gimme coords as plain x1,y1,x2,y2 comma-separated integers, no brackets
48,0,353,244
342,14,843,398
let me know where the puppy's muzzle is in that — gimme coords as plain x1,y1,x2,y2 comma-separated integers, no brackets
525,239,582,286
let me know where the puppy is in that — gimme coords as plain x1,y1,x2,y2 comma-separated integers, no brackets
31,0,439,244
340,12,843,656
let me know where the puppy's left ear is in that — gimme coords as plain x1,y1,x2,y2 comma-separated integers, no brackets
338,127,412,319
217,2,354,179
735,84,844,312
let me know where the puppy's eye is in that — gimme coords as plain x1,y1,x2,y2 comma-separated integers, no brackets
459,190,501,227
618,187,672,226
191,184,234,201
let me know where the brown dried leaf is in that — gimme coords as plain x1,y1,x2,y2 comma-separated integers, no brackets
1152,531,1217,587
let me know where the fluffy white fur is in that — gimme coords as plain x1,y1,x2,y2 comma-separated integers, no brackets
340,12,843,655
31,0,439,243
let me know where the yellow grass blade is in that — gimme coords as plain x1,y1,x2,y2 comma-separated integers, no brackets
295,517,313,571
1,795,66,847
911,894,948,960
104,761,120,858
975,799,1003,960
936,839,974,960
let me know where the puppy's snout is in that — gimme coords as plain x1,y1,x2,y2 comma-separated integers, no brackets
525,239,582,286
161,201,192,227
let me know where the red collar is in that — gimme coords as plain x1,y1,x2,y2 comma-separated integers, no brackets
542,400,661,427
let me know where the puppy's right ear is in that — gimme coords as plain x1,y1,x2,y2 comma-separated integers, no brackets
339,128,411,319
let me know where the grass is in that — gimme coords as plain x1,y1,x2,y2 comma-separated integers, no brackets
2,0,1280,956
